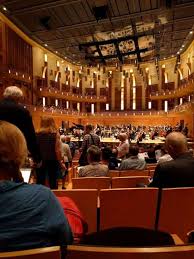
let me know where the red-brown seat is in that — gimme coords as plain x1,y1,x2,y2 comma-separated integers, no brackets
119,169,150,177
66,244,194,259
111,176,150,188
0,246,60,259
53,189,98,233
158,187,194,241
100,188,158,231
72,177,111,191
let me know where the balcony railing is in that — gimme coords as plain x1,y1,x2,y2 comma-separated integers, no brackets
38,88,107,103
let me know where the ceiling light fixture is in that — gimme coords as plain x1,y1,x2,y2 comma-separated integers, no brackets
189,31,193,34
55,51,58,54
44,44,48,47
2,6,7,11
177,51,180,55
182,45,185,47
180,48,182,51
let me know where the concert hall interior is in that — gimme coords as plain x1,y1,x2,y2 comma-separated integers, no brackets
1,0,194,257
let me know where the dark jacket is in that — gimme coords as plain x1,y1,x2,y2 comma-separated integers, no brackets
149,152,194,188
0,181,73,251
0,99,41,163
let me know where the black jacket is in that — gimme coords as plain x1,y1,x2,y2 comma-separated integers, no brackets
149,152,194,188
0,99,41,163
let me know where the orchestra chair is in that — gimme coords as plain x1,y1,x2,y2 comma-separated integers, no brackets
119,169,150,177
72,177,111,191
66,243,194,259
0,246,60,259
99,188,158,231
111,176,150,188
157,187,194,241
53,189,98,233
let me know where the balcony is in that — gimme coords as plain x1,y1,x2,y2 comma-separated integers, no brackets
38,88,107,103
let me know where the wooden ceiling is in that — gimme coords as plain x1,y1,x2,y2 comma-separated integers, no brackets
1,0,194,65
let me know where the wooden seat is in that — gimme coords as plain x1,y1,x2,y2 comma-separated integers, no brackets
147,164,157,171
119,169,150,177
100,188,158,230
66,244,194,259
0,246,60,259
157,187,194,241
72,177,111,191
111,176,150,188
53,189,98,233
109,170,120,178
149,169,155,178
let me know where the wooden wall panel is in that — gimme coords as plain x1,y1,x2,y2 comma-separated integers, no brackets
6,25,32,75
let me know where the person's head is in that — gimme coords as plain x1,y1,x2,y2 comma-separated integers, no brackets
60,135,66,143
39,116,56,133
165,132,188,159
65,136,71,143
102,147,112,161
3,86,23,103
118,133,127,142
87,145,101,163
85,124,93,134
0,121,27,180
128,146,139,157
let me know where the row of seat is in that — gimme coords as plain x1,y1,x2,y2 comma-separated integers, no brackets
72,168,154,179
71,176,150,190
53,187,194,241
2,244,194,259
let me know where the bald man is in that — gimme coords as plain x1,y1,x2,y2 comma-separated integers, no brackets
149,132,194,188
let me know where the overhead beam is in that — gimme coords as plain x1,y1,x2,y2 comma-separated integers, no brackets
85,47,150,60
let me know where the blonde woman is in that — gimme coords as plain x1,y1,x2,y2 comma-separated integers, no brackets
0,121,73,251
36,116,64,189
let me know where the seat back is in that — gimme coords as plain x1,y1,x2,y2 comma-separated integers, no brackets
158,187,194,241
109,171,120,178
66,244,194,259
111,176,150,188
53,189,98,233
119,170,149,177
100,188,158,230
0,246,60,259
72,177,111,191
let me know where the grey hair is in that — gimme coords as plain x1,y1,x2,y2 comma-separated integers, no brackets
3,86,23,99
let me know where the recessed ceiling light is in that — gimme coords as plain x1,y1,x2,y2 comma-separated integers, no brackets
171,55,174,57
189,31,193,34
55,51,58,53
44,44,48,47
2,6,7,11
180,48,182,51
182,45,185,47
177,51,180,54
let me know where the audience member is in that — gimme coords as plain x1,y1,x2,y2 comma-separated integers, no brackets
101,147,118,170
149,132,194,188
115,133,129,159
78,145,109,177
36,116,64,189
79,125,100,166
119,146,146,170
157,147,172,164
60,135,72,189
0,86,41,165
0,121,73,251
65,135,76,158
